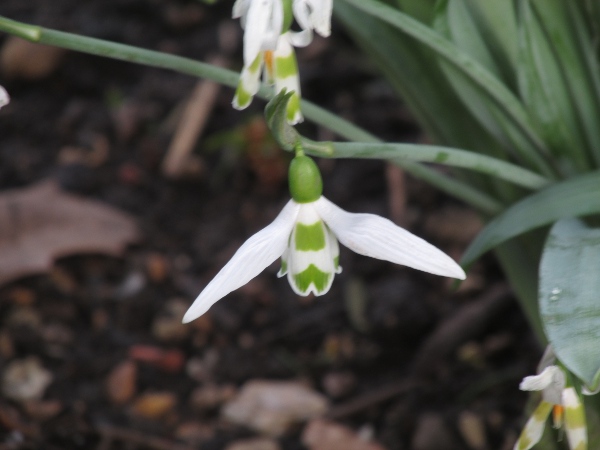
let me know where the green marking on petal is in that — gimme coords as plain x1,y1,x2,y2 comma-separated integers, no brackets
248,54,263,73
293,264,331,293
516,433,532,450
286,92,301,123
334,256,339,269
295,222,326,251
279,259,288,275
565,404,586,430
533,401,552,421
234,84,252,109
275,52,298,79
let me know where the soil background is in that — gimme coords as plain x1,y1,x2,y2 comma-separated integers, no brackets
0,1,541,449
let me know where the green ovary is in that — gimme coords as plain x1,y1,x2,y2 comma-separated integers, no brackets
293,264,332,293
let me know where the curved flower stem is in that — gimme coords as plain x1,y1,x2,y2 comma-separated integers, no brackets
0,15,503,214
324,142,550,190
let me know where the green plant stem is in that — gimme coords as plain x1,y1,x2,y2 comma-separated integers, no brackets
340,0,558,179
0,15,502,214
323,142,550,190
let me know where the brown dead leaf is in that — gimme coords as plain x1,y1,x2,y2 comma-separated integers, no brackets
0,180,140,286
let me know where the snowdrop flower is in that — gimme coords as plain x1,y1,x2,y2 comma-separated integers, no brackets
293,0,333,38
514,365,587,450
183,155,465,323
233,31,309,124
232,0,326,124
0,86,9,109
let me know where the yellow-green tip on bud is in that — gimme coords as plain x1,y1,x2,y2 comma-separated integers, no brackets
289,155,322,203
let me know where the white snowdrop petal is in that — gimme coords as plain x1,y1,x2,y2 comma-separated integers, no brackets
293,0,313,31
183,200,300,323
520,366,565,405
307,0,332,37
244,0,274,66
563,388,587,450
513,401,552,450
314,197,466,280
0,86,9,109
232,0,250,19
288,29,313,48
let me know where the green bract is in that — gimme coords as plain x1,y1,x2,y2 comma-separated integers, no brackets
288,154,323,203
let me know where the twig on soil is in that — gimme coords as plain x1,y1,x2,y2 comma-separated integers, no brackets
161,56,226,179
96,424,196,450
385,163,407,227
326,380,422,420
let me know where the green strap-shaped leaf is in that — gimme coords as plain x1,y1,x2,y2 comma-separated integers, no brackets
461,171,600,267
339,0,557,178
540,219,600,389
516,0,594,173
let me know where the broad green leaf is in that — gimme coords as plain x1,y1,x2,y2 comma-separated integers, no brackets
461,170,600,266
540,219,600,389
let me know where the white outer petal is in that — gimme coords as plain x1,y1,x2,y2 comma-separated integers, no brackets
292,0,312,31
314,197,466,280
232,0,251,19
519,366,565,405
183,200,300,323
0,86,9,109
306,0,332,37
288,29,313,48
244,0,275,66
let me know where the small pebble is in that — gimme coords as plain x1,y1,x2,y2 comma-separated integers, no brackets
130,392,177,420
412,413,459,450
458,411,487,450
225,437,281,450
175,421,215,443
152,299,190,342
222,380,328,436
322,371,357,399
106,360,137,405
2,357,53,402
302,419,386,450
190,384,236,411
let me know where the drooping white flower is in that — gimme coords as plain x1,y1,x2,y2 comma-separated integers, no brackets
182,195,466,323
514,365,587,450
0,86,9,109
293,0,333,38
232,0,326,124
233,31,309,124
233,0,285,68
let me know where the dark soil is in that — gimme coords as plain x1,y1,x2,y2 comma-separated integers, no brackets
0,1,541,449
